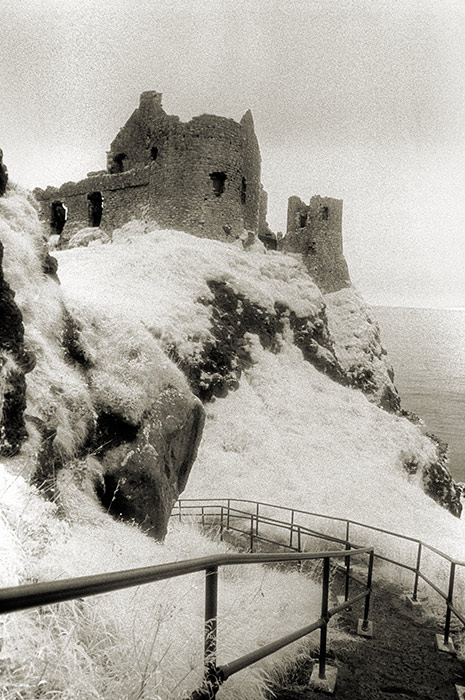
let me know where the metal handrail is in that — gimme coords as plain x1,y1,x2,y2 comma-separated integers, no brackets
3,494,461,698
0,540,373,700
175,497,465,646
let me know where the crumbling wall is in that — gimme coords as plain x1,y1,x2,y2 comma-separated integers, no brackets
282,195,351,293
34,169,151,245
36,91,264,243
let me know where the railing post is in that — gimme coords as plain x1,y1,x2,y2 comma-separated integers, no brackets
412,542,422,601
444,561,456,646
256,503,260,538
178,500,182,523
250,514,255,552
290,509,295,548
202,506,205,529
226,499,230,531
344,542,351,602
220,506,224,541
297,525,302,571
318,557,330,679
204,566,218,663
362,550,374,630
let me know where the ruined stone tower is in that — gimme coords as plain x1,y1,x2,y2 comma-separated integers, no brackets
34,91,269,243
281,195,351,293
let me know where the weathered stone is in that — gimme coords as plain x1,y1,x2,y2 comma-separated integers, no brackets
33,91,272,244
282,195,351,293
96,386,205,539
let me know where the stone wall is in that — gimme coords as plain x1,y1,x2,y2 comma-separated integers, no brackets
35,169,151,243
281,195,351,293
35,91,265,243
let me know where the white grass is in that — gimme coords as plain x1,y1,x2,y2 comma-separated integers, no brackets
0,464,323,700
2,194,465,698
325,286,397,404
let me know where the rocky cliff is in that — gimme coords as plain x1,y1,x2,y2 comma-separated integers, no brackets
2,187,465,700
54,219,461,518
0,188,204,538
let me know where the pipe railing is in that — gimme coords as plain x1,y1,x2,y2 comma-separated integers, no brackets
2,494,461,698
0,543,373,700
175,497,465,646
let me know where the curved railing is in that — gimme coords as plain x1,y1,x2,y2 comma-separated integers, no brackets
174,498,465,649
0,504,374,700
1,496,463,698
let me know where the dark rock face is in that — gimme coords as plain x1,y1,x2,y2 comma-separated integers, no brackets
286,307,347,386
170,280,344,402
28,415,62,499
42,252,59,277
61,308,92,368
422,435,462,517
95,386,205,538
0,149,8,196
0,242,35,456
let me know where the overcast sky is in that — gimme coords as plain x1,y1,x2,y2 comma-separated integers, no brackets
2,0,465,307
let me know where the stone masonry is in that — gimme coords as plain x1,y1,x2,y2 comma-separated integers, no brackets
34,91,269,244
32,92,352,295
281,194,351,293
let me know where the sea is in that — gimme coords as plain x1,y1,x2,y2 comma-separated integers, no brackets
374,306,465,483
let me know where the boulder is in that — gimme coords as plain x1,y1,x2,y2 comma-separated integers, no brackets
97,386,205,538
67,227,111,249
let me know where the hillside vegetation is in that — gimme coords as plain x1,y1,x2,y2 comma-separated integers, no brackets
0,186,464,699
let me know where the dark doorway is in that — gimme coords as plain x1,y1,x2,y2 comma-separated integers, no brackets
321,206,329,220
150,146,158,160
209,172,227,197
50,201,67,235
87,192,103,227
299,212,308,228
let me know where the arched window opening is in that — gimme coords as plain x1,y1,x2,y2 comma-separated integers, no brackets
50,201,67,236
321,206,329,220
209,172,227,197
112,153,127,173
241,177,247,204
150,146,159,160
87,191,103,227
299,212,307,228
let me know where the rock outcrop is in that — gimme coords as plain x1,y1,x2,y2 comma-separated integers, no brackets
169,279,345,402
0,189,206,539
95,387,205,538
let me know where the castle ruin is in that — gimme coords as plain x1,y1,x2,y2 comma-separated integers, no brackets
34,91,270,244
34,91,350,293
281,195,351,293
